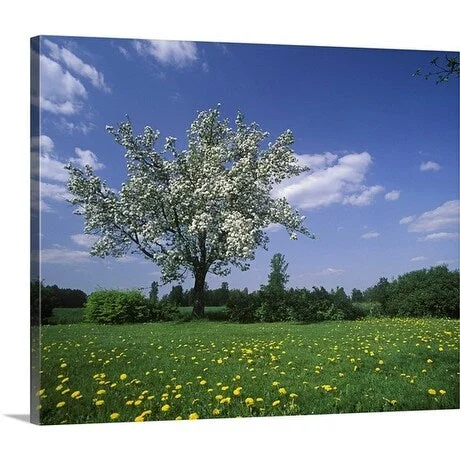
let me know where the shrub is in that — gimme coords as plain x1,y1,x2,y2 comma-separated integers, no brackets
149,300,181,322
386,266,459,318
85,290,150,324
226,289,260,323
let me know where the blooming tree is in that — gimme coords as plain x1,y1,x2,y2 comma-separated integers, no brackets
66,106,313,317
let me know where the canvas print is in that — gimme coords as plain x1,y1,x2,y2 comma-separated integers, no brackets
30,36,459,425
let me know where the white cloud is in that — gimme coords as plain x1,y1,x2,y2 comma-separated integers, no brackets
343,185,385,206
118,46,129,58
399,215,415,224
71,233,98,248
134,40,198,67
39,54,87,115
418,232,459,241
31,134,54,153
265,223,283,232
406,200,458,233
294,152,338,171
39,247,91,264
318,268,345,275
40,153,69,182
361,232,380,239
385,190,400,201
70,147,104,170
39,181,72,202
55,118,96,135
273,151,384,209
410,256,427,262
44,39,110,92
420,161,441,172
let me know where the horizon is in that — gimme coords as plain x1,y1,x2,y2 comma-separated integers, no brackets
32,36,459,298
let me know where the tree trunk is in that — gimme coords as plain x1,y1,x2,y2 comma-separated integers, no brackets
192,267,206,318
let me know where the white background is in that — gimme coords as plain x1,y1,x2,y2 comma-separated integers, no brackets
0,1,458,458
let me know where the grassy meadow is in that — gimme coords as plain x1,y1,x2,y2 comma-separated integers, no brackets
35,317,459,424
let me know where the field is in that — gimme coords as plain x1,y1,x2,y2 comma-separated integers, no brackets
35,317,459,425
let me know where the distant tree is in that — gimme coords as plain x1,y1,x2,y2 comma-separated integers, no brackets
168,285,185,306
258,253,290,321
149,281,159,303
413,54,459,84
386,265,459,318
267,253,289,292
351,288,364,303
66,106,313,318
365,277,390,311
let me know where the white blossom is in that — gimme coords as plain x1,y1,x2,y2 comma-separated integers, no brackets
66,106,314,287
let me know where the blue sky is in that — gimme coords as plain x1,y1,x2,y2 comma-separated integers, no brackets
32,36,459,297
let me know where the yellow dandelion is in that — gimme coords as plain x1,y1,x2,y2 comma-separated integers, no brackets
55,384,63,391
245,397,254,406
289,393,298,398
378,360,384,365
95,400,105,406
272,400,281,407
175,385,182,390
233,388,242,396
272,381,280,387
439,389,446,396
61,377,69,383
189,413,199,420
375,367,381,372
220,397,231,405
56,401,66,408
120,373,127,380
256,397,264,402
134,415,144,422
199,380,207,385
161,404,170,412
60,363,67,368
212,408,221,416
427,359,433,364
141,410,152,417
110,413,120,420
175,416,182,420
428,389,437,396
215,394,223,401
221,386,229,391
134,400,142,406
38,389,45,396
278,387,287,395
61,389,70,395
126,400,134,406
96,389,106,395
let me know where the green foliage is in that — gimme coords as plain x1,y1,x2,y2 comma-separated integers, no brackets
288,287,361,323
167,285,186,307
85,290,150,324
31,280,83,325
256,253,290,322
149,281,159,303
414,54,460,84
226,289,260,323
267,253,289,292
149,300,181,322
385,266,459,318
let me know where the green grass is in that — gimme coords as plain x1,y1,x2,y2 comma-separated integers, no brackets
35,317,459,425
